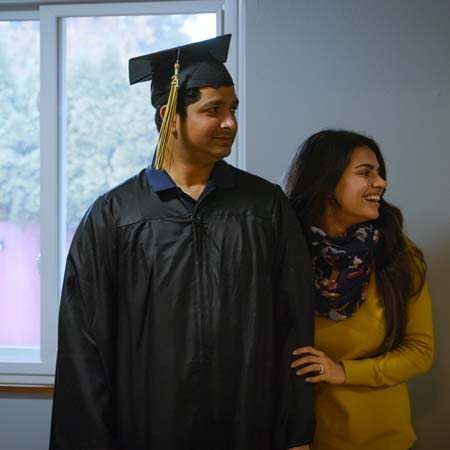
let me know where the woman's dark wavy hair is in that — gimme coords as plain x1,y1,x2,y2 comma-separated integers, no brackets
284,129,426,356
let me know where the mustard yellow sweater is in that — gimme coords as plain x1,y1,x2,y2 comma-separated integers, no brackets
312,276,434,450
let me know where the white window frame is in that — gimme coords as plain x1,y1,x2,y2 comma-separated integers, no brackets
0,0,243,387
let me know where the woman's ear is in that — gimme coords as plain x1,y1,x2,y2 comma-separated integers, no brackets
328,191,340,208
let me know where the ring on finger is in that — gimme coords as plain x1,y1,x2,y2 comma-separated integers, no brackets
318,363,324,375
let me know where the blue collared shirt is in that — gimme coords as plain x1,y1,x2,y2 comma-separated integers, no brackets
145,160,235,212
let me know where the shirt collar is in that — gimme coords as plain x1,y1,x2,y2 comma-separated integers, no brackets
146,159,236,193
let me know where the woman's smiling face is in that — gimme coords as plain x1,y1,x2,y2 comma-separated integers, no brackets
330,145,387,228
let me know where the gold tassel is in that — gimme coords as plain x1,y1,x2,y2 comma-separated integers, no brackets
154,60,180,170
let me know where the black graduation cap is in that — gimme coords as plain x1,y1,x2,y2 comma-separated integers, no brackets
129,34,234,108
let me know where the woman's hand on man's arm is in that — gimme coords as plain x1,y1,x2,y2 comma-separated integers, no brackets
291,346,346,385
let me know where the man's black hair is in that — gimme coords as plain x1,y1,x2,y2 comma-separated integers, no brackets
154,87,201,131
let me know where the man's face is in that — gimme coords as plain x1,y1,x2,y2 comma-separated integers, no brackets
175,85,238,164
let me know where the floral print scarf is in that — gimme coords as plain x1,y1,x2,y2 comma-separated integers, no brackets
310,222,381,320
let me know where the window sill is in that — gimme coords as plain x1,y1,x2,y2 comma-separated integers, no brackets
0,384,54,393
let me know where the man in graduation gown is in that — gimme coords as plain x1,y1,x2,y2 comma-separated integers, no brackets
50,34,315,450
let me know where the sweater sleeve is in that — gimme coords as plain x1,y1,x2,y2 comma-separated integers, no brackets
342,281,434,387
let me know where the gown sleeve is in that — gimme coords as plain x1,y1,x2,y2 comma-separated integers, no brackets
342,281,434,387
49,196,119,450
272,186,316,449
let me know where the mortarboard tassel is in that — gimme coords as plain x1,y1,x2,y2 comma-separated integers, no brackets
154,56,180,170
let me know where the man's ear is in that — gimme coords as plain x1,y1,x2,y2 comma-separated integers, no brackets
160,104,178,136
159,104,167,120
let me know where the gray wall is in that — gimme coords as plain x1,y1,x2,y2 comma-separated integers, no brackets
0,392,52,449
1,0,449,448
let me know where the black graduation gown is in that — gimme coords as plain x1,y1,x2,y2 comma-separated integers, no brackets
50,163,315,450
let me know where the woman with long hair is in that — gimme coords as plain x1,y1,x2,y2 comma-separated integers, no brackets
284,129,434,450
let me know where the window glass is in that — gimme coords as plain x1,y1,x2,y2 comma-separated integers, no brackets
0,20,40,349
65,14,216,242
